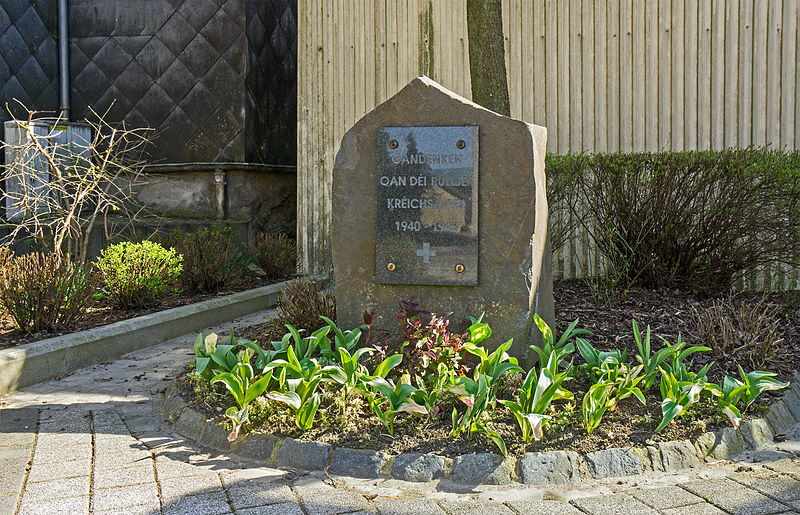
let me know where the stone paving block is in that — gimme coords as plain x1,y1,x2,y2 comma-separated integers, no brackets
162,491,231,515
134,431,182,450
93,463,155,489
451,453,511,485
0,475,22,496
329,447,388,479
27,458,91,483
232,432,279,464
94,449,153,470
630,486,704,510
0,447,31,463
31,443,92,466
764,458,800,475
92,482,160,512
0,493,16,515
93,505,160,515
159,474,223,501
219,467,285,488
275,438,331,471
704,488,790,515
371,497,446,515
391,453,446,482
767,400,797,435
437,499,514,515
660,503,728,515
658,440,703,472
708,427,747,460
519,450,581,484
226,482,294,510
505,500,583,514
570,493,659,514
235,502,303,515
728,472,800,502
18,495,89,515
175,409,209,441
741,418,775,449
21,475,89,503
155,456,218,479
294,484,371,515
0,432,35,449
585,447,644,478
682,477,745,498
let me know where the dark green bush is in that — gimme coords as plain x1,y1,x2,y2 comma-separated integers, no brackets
252,232,296,280
548,148,800,293
0,251,93,332
160,227,252,293
96,241,183,309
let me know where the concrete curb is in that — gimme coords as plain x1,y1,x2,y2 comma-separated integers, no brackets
155,373,799,486
0,280,291,394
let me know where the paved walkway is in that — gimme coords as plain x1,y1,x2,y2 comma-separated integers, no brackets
3,310,800,514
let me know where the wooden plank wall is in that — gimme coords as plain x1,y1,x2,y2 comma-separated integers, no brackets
298,0,800,290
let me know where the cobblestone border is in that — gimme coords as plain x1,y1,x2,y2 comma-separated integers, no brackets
155,371,800,486
0,278,309,394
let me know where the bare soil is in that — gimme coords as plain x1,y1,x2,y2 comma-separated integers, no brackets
0,274,291,350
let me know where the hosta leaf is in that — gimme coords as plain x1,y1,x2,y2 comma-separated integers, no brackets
265,391,302,410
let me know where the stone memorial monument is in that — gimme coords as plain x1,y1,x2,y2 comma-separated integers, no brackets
331,76,553,361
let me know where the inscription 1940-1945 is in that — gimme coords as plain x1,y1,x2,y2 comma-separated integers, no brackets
376,126,479,286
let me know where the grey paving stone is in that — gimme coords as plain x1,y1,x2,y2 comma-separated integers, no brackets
231,433,280,464
505,500,583,514
741,418,775,449
21,476,89,503
708,489,790,515
451,453,511,485
764,458,800,475
18,495,89,515
275,438,331,471
728,472,800,502
658,440,702,472
294,484,371,515
0,474,23,496
682,478,745,498
92,482,160,512
155,457,219,479
235,502,303,515
519,450,581,484
0,447,31,462
391,453,446,482
93,505,160,515
630,486,704,510
26,458,91,483
329,447,388,479
437,499,514,514
371,497,446,515
30,443,92,466
570,493,659,514
93,463,155,489
767,400,797,435
226,482,294,510
162,491,231,515
660,503,728,515
159,474,222,501
0,493,17,515
584,447,643,478
0,432,35,449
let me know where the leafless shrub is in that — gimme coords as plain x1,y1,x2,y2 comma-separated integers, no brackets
691,295,786,371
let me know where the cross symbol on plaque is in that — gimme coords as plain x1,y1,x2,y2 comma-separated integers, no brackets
416,242,436,263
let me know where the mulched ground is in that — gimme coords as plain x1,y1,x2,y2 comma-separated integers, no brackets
0,274,292,350
179,279,800,457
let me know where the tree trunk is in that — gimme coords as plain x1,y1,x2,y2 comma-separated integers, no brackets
466,0,510,117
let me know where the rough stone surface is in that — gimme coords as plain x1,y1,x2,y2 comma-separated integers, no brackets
782,390,800,421
451,453,511,485
174,408,208,441
740,418,774,449
331,76,553,361
585,447,643,478
658,440,702,472
274,438,331,471
329,447,387,479
391,453,446,482
519,450,581,484
233,433,280,465
647,446,665,472
571,493,658,514
767,400,797,434
709,427,747,460
630,486,705,510
695,432,717,458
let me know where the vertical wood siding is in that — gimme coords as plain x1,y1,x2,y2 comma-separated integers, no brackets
299,0,800,290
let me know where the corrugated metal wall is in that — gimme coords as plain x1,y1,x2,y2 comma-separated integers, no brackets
298,0,800,289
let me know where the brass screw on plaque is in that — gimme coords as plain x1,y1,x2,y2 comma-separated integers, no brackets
389,139,398,149
455,264,465,273
456,140,466,149
387,262,396,271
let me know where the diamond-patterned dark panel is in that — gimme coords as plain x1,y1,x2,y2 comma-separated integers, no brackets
0,0,58,123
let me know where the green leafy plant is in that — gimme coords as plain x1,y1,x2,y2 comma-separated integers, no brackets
632,320,684,392
0,250,93,332
211,348,273,441
95,240,182,309
500,349,573,442
364,376,426,434
654,369,707,432
582,361,646,434
192,330,243,382
252,232,296,280
707,365,789,428
530,314,588,365
659,335,713,383
576,338,627,377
